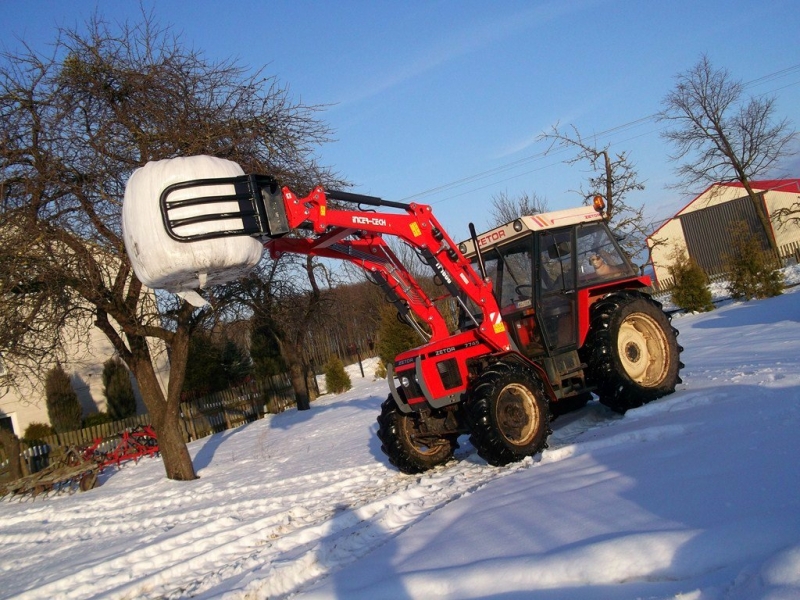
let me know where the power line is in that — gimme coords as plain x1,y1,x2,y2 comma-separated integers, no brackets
744,64,800,87
403,64,800,205
428,126,666,207
400,115,653,203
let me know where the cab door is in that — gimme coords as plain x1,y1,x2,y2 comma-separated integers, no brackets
475,236,547,357
535,229,577,352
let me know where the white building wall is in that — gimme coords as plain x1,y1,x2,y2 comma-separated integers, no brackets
1,324,116,435
769,192,800,251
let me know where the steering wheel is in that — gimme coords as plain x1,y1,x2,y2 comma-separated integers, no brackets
515,284,533,298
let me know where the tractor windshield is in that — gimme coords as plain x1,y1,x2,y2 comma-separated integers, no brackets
575,222,636,284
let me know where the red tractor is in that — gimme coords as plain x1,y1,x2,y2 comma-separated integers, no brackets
127,156,682,474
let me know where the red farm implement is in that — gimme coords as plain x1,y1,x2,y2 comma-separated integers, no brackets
122,155,683,475
0,425,160,500
82,425,160,470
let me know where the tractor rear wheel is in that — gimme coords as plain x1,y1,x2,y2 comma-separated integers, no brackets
376,396,457,474
582,294,683,413
466,362,551,466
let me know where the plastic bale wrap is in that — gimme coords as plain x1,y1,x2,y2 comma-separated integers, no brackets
122,156,264,295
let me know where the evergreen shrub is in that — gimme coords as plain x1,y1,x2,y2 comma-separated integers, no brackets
44,365,82,433
83,411,112,428
102,357,137,421
183,334,253,397
376,304,420,367
726,222,783,300
668,251,714,312
250,320,286,379
23,422,55,444
324,356,352,394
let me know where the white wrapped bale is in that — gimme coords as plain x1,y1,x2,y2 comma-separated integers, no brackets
122,156,264,295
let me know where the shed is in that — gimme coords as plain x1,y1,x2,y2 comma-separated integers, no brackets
646,180,800,288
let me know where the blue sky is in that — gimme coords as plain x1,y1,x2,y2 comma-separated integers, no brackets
4,0,800,237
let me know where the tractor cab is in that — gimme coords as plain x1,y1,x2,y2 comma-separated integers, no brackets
495,220,636,352
459,206,640,400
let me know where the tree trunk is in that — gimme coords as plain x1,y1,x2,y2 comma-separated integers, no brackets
306,362,320,398
150,403,195,480
128,333,197,481
0,430,24,481
602,150,614,220
289,360,311,411
277,334,313,411
742,184,779,254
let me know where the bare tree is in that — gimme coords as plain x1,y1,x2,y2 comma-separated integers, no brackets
538,123,647,260
643,230,672,279
770,174,800,227
658,54,797,252
488,190,549,227
772,199,800,228
0,13,340,480
315,280,383,366
232,255,330,410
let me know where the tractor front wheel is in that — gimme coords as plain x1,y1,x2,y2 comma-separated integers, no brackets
466,362,551,466
376,396,457,474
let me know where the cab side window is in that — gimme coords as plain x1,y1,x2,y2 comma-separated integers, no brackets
481,239,534,309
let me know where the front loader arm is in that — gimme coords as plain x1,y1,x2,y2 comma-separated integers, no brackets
273,185,511,352
159,174,511,353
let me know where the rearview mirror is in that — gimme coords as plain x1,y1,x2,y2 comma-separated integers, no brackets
547,241,571,259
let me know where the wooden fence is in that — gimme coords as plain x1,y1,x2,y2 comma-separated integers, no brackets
37,414,153,450
180,376,295,441
651,271,730,297
1,373,296,476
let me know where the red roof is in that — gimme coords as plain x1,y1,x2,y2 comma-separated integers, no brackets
718,179,800,193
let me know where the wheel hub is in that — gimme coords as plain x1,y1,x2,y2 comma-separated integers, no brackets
495,383,538,444
405,418,446,455
501,403,530,430
625,341,642,363
618,312,670,386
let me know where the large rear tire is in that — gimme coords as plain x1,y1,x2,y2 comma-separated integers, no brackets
376,396,457,474
582,294,683,413
466,362,551,466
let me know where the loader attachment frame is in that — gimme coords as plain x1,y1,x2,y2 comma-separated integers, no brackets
158,174,516,411
160,174,290,242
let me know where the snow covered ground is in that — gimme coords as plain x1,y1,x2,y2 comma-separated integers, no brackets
2,281,800,599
